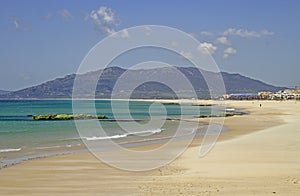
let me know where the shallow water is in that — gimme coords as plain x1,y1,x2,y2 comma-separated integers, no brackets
0,100,224,168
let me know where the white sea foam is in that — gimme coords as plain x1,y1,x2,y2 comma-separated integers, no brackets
0,148,22,153
225,108,235,111
85,134,128,141
84,129,164,141
128,129,164,136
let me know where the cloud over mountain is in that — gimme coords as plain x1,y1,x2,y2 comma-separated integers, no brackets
216,36,231,46
88,6,120,35
223,47,237,59
198,42,217,55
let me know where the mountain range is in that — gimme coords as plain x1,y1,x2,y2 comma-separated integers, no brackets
0,90,10,95
0,66,285,99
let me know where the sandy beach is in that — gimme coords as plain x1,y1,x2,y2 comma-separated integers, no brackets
0,100,299,195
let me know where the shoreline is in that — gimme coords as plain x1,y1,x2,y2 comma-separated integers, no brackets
0,100,299,195
0,119,218,170
0,98,234,170
0,99,226,169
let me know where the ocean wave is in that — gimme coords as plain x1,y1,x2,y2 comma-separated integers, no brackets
85,134,127,141
0,148,22,153
225,108,235,111
127,129,164,136
84,128,165,141
34,145,67,150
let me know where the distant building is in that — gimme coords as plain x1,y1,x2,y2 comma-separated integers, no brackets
222,94,231,100
258,89,300,100
258,91,274,99
266,89,300,100
222,89,300,100
224,93,258,100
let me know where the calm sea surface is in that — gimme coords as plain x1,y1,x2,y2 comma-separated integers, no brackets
0,100,224,168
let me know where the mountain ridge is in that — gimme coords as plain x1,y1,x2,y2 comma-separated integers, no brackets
0,66,285,99
0,90,11,95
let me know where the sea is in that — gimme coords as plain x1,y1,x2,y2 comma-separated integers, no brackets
0,100,226,168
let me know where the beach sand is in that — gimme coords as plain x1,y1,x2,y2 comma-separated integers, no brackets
0,100,299,195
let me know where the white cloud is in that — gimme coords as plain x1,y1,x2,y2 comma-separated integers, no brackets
13,19,19,29
97,6,115,23
88,6,120,35
223,28,260,38
58,9,73,20
111,29,130,38
44,9,73,21
200,31,214,36
197,42,217,55
216,36,231,45
223,28,274,38
194,28,274,59
261,29,274,36
180,51,193,59
223,47,237,59
120,29,129,38
10,16,30,31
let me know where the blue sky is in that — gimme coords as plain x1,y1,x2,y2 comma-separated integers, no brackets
0,0,299,90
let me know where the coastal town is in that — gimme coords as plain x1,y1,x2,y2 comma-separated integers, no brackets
223,89,300,100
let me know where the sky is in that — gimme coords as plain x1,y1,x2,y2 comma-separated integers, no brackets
0,0,299,90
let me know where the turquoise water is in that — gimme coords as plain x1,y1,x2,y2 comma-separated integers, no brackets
0,100,220,168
